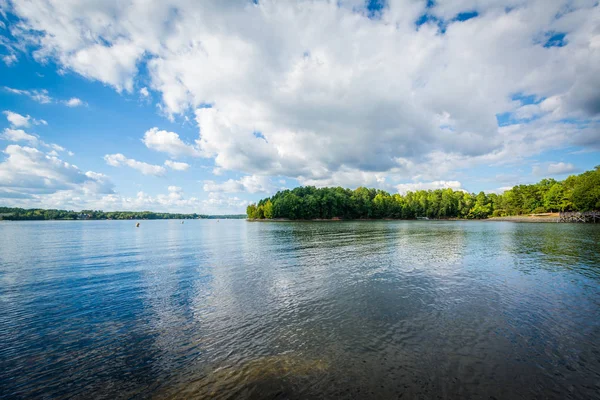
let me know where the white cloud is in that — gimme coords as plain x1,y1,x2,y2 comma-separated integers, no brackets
1,128,39,145
69,42,143,92
142,127,201,157
0,144,113,196
3,0,600,188
164,159,190,171
104,153,166,176
3,110,47,127
77,187,245,214
64,97,84,107
202,192,249,214
0,127,71,156
48,143,65,152
4,87,52,104
203,175,273,193
487,186,514,194
83,171,115,195
547,162,578,175
120,187,199,210
87,186,237,214
0,147,246,213
203,179,242,193
298,168,390,189
4,87,86,108
0,184,209,213
140,87,150,97
533,162,578,176
396,181,465,194
2,54,17,66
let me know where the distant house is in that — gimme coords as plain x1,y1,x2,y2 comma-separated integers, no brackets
0,213,14,220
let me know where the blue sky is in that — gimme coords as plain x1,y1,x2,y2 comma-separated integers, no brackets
0,0,599,213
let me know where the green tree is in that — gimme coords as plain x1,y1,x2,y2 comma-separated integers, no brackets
571,166,600,211
263,200,273,219
246,204,258,219
544,183,566,211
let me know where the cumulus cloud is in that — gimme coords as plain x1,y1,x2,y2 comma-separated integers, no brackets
64,97,84,107
203,175,274,193
84,187,246,214
202,192,249,213
48,143,65,152
0,184,212,214
3,110,47,127
297,168,389,189
2,54,17,66
164,159,190,171
203,179,241,193
104,153,166,176
533,162,578,176
396,181,465,194
1,127,70,155
4,111,30,127
0,144,113,196
83,171,115,195
0,144,245,214
1,128,39,145
487,186,514,194
142,127,201,157
119,186,200,211
2,0,599,188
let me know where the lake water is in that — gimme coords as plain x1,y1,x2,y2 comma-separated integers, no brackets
1,220,599,399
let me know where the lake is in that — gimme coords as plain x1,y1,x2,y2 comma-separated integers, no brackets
1,220,599,399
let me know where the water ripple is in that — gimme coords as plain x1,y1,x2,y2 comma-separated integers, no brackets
1,220,599,399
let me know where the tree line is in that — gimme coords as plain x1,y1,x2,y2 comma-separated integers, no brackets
0,208,245,220
247,166,600,220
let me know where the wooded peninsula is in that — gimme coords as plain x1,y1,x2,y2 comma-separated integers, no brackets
247,166,600,220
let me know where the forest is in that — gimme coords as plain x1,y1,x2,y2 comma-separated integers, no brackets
0,208,245,220
247,166,600,220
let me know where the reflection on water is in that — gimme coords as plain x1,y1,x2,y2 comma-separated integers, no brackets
1,220,599,399
165,354,329,399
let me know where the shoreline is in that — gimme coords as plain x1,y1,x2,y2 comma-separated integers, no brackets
0,216,572,223
247,215,563,223
485,215,559,223
0,218,245,222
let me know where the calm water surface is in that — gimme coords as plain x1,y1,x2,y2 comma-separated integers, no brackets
1,220,599,399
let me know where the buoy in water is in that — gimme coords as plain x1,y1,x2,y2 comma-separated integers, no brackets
136,222,140,227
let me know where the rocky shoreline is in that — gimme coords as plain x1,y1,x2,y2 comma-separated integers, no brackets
486,214,560,223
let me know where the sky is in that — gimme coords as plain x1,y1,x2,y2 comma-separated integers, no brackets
0,0,599,214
